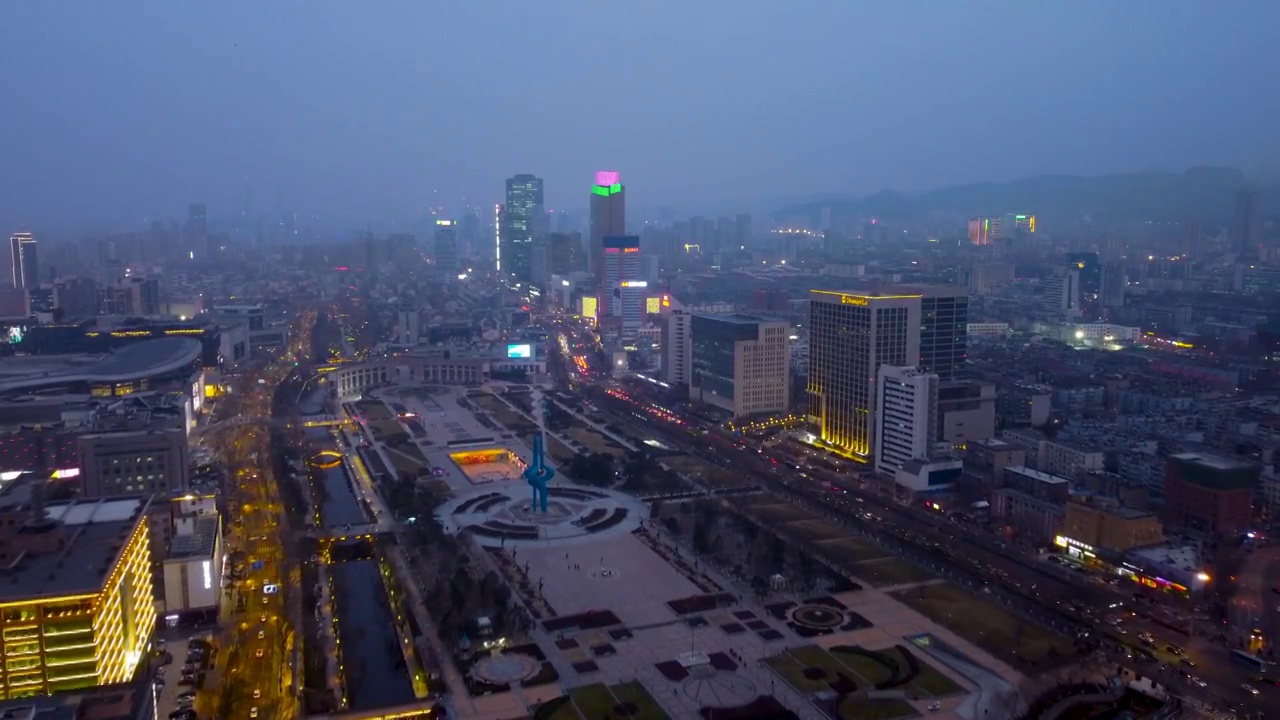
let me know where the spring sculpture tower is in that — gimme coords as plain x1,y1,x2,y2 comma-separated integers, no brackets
523,390,555,513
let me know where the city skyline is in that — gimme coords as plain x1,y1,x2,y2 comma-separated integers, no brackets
2,1,1278,232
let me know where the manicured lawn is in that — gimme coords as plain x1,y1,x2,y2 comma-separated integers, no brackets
788,519,853,542
851,557,937,588
537,697,584,720
789,644,857,682
825,537,893,562
890,583,1075,668
827,645,964,697
568,427,625,456
610,680,668,720
764,652,829,694
829,646,894,685
566,682,667,720
385,447,427,476
837,696,917,720
885,647,964,696
568,683,616,718
355,400,392,421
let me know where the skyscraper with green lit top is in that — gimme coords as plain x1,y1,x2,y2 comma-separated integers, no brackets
589,171,625,279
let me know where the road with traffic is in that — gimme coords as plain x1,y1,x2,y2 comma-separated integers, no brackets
205,310,315,720
546,313,1274,716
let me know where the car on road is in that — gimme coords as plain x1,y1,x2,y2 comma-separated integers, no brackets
1179,658,1196,668
255,648,265,659
258,629,266,639
168,710,194,720
1165,644,1183,655
249,709,258,719
253,689,261,699
1242,682,1261,695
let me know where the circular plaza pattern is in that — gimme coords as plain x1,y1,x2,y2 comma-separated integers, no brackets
436,483,647,548
470,652,540,685
789,604,846,630
681,668,757,707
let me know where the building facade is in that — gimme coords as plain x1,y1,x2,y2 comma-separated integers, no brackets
1059,496,1163,553
689,314,789,418
874,365,938,475
807,290,921,458
77,428,190,498
662,310,692,386
434,220,458,276
0,496,155,699
502,174,544,281
9,232,37,290
1163,452,1259,538
600,235,643,334
913,285,968,381
589,171,625,279
162,515,223,614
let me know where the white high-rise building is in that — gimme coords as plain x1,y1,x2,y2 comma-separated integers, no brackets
1041,269,1080,316
663,310,692,385
874,365,939,476
10,231,37,290
602,235,643,335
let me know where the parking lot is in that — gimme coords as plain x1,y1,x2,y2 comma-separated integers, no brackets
152,633,216,720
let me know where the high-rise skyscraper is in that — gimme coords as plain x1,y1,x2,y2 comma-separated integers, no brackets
502,174,544,281
589,171,625,278
601,235,643,335
1231,189,1263,255
908,284,969,382
10,232,37,290
184,203,207,259
807,289,922,457
1065,252,1102,320
433,220,458,277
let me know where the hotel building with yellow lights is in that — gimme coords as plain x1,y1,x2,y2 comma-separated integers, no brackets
806,290,921,458
0,494,155,700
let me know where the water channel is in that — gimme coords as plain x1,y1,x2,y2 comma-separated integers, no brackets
301,388,416,710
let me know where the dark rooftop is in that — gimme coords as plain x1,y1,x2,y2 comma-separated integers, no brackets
0,496,149,602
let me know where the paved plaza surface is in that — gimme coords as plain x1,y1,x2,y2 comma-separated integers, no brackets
360,385,1028,720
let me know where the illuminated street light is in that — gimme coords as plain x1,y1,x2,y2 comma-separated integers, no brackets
1195,572,1210,582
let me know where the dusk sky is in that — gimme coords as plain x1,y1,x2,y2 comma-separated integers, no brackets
2,1,1277,233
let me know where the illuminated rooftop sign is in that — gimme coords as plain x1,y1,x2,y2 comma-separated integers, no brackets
595,171,620,186
811,289,923,306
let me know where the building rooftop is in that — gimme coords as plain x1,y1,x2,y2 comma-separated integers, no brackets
0,496,149,602
1169,451,1257,472
0,337,202,395
1007,465,1070,485
0,682,150,720
168,516,219,561
1128,543,1202,573
693,313,778,326
972,437,1018,450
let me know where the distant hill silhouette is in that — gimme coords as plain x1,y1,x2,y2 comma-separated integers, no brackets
777,166,1278,225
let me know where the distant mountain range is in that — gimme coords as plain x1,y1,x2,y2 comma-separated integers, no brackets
775,166,1278,226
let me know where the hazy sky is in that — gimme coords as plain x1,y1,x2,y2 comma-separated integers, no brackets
2,1,1277,233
